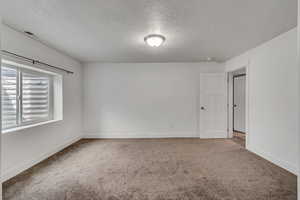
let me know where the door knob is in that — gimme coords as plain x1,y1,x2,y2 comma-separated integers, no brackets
201,106,205,110
233,104,237,108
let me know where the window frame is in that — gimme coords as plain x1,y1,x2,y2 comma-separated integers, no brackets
1,59,54,131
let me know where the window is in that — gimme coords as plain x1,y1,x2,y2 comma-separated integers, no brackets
2,59,55,131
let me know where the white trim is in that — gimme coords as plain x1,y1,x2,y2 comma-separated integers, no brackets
247,145,299,175
2,119,62,134
1,135,82,182
83,131,198,139
245,61,250,149
227,72,233,138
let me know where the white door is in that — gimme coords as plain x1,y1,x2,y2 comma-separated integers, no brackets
233,75,246,133
199,73,227,138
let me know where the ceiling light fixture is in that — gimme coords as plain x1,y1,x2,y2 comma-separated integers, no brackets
144,34,166,47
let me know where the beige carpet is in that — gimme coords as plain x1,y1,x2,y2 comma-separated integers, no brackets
3,139,297,200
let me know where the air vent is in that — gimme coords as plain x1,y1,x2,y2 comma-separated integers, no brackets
24,31,35,36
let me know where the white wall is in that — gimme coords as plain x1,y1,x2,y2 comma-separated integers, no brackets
83,62,224,138
226,28,299,175
1,25,83,181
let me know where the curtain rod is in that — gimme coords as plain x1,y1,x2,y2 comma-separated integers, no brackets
1,50,74,74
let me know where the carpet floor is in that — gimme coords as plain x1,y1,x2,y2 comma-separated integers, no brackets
3,139,297,200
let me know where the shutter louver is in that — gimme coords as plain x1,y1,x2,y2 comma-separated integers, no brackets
1,60,53,131
1,67,18,129
22,72,50,122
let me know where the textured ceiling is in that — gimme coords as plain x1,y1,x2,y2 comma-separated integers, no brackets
1,0,297,63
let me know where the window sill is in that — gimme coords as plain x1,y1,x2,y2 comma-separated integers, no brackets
2,119,62,134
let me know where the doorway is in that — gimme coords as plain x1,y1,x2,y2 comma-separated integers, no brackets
233,74,246,133
228,68,247,147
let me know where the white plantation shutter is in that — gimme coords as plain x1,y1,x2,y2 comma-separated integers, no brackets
1,60,53,131
1,66,18,129
22,72,51,122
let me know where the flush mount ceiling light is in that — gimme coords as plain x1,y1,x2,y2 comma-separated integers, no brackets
144,34,166,47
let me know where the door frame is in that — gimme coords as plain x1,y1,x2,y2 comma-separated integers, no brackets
232,73,246,134
227,63,250,149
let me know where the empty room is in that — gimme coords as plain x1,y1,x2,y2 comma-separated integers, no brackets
0,0,300,200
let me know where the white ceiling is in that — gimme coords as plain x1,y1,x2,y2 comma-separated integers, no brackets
1,0,297,63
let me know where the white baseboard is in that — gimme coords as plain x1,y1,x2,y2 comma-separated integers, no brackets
247,145,299,176
200,131,228,139
83,131,198,139
2,135,82,183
